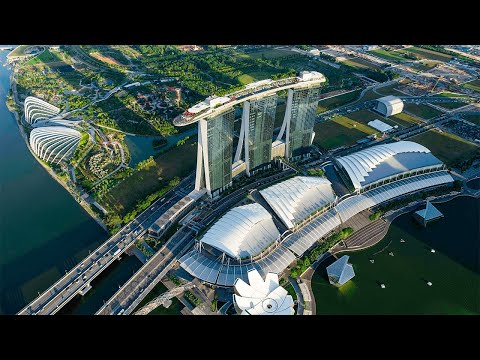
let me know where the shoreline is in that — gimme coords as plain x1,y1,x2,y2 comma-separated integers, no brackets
298,192,479,314
6,70,108,233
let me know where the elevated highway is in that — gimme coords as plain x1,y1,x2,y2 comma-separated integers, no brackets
17,175,195,315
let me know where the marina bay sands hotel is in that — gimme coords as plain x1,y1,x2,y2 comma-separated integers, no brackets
173,71,326,198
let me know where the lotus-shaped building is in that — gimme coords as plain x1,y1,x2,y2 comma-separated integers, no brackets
24,96,61,124
29,126,82,163
233,269,295,315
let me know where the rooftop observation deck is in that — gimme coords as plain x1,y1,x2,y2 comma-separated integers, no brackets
173,72,326,126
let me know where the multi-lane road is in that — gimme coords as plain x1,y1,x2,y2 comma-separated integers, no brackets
17,175,195,315
96,169,296,315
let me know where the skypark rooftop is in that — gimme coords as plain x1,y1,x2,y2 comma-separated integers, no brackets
173,71,326,126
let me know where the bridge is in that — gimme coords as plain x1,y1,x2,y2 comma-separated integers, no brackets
17,175,195,315
133,281,195,315
94,169,296,315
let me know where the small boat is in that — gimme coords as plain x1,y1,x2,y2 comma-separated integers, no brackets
427,281,433,286
369,259,375,263
389,252,394,256
431,249,436,253
400,239,405,243
380,283,386,289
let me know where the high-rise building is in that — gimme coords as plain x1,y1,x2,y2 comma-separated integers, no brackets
235,94,277,175
176,71,326,198
195,108,235,197
285,86,321,158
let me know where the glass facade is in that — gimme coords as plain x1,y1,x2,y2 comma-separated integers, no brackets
288,86,320,157
247,95,277,172
207,109,235,195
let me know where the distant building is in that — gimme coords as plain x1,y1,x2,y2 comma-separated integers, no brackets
367,119,394,133
326,255,355,286
374,96,404,117
335,141,446,192
413,201,444,226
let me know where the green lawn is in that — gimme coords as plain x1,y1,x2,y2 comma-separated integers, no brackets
341,57,382,71
389,112,424,126
314,114,377,150
361,89,383,101
410,130,479,167
463,79,480,92
317,90,361,113
463,114,480,126
247,48,296,59
436,102,467,110
376,84,406,97
403,103,443,120
241,68,279,81
100,139,197,216
407,60,440,72
132,282,183,315
438,92,469,98
401,47,453,62
26,50,62,65
237,74,255,84
368,49,406,62
341,109,397,127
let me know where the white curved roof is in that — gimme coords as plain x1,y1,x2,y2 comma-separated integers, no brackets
376,95,404,116
260,176,336,229
29,126,82,163
336,141,443,190
377,95,403,107
233,269,295,315
24,96,60,124
200,203,280,259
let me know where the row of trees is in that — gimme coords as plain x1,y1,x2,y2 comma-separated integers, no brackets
290,227,354,279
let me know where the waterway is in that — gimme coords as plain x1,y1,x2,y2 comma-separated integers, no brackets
0,50,109,314
125,127,196,167
0,50,144,315
312,196,480,315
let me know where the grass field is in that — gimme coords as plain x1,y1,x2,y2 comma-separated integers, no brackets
341,57,382,71
242,69,278,81
317,90,361,113
368,49,406,62
463,79,480,92
389,112,424,126
247,48,296,59
436,102,467,110
407,60,440,72
462,114,480,126
26,50,62,65
237,74,255,84
313,114,377,150
376,84,406,97
403,103,443,120
410,130,479,167
438,92,469,98
100,139,197,216
401,47,453,62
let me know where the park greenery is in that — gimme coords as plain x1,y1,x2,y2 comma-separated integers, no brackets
122,177,180,224
307,168,325,177
290,227,354,279
184,290,202,307
369,210,383,221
